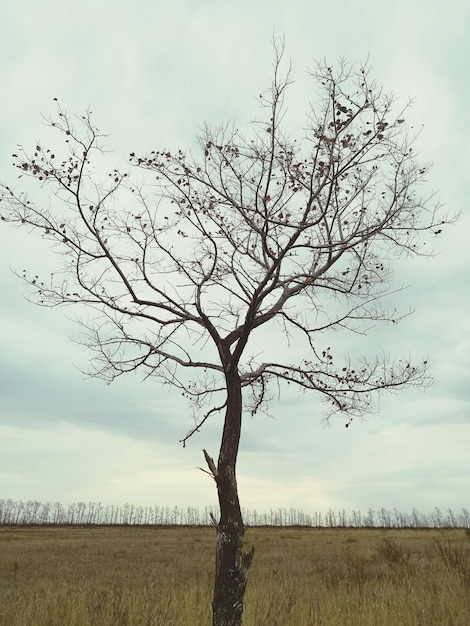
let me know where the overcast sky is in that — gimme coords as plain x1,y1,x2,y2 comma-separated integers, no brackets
0,0,468,519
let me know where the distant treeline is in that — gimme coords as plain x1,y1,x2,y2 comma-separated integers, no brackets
1,499,469,528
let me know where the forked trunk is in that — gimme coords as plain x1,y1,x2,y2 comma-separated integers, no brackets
210,370,254,626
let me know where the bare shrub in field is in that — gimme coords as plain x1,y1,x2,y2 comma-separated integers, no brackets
434,540,470,588
376,537,411,566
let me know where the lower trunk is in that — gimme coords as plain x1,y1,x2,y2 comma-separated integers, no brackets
212,495,254,626
210,369,254,626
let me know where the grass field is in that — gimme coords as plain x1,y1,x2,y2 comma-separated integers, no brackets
1,525,469,625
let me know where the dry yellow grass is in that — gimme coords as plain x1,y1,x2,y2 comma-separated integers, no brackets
0,525,469,625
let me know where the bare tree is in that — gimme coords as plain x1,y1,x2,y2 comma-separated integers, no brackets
0,43,449,625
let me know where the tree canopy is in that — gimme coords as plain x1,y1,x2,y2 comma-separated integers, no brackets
0,52,441,438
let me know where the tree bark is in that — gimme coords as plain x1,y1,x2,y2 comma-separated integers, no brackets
211,369,254,626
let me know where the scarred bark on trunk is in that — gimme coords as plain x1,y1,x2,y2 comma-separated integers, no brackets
210,368,254,626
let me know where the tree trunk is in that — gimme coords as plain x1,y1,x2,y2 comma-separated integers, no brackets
211,369,254,626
